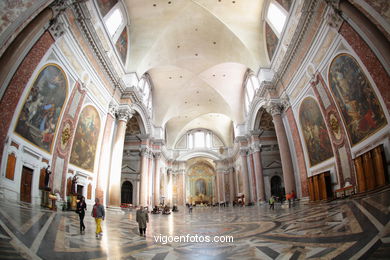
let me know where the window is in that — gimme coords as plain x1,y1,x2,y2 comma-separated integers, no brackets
105,8,123,36
194,132,205,148
267,2,287,36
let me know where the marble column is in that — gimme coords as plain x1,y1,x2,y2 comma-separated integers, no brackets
153,153,161,206
139,148,149,206
229,168,235,205
267,102,296,194
248,152,257,202
252,144,265,201
168,170,173,205
136,180,140,205
108,105,133,207
240,149,251,204
147,152,153,206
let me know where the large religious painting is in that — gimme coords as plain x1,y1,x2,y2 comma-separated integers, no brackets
70,106,101,172
115,27,128,64
299,97,334,166
96,0,118,17
14,64,67,153
187,163,215,204
328,54,387,145
195,179,206,195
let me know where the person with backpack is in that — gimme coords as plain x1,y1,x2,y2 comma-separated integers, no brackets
92,198,105,238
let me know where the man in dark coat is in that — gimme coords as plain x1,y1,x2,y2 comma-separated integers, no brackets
136,206,149,237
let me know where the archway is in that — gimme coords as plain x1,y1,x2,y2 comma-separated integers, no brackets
271,175,283,199
186,158,216,205
121,181,133,204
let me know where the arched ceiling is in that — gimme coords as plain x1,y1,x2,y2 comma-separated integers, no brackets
124,0,268,148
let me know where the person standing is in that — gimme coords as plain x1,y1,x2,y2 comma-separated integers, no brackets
77,196,87,234
136,206,149,237
269,195,275,210
92,198,105,238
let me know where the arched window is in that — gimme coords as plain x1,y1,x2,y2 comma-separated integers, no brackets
95,0,128,65
185,129,224,150
266,1,288,37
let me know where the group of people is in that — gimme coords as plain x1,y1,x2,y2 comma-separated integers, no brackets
76,198,150,238
268,190,296,210
76,197,105,238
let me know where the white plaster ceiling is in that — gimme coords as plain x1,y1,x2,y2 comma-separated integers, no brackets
124,0,268,147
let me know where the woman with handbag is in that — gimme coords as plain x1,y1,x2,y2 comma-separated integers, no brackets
76,196,87,234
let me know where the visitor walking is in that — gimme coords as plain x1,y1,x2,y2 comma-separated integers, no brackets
92,198,105,238
136,206,149,237
76,196,87,234
189,204,193,214
269,195,275,210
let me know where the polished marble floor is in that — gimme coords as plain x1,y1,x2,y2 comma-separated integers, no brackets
0,188,389,259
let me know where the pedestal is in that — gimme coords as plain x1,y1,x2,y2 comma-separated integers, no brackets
41,190,50,208
70,195,77,210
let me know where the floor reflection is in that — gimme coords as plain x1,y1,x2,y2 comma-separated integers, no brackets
0,187,389,259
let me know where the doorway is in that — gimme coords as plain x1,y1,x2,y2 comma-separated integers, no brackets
77,185,84,197
270,175,283,199
20,166,33,203
121,181,133,204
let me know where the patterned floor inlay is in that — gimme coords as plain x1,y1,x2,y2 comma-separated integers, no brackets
0,188,389,259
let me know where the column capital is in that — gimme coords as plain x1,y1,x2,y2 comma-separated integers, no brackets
117,105,134,122
239,148,248,157
266,98,290,116
154,152,162,159
266,101,283,116
108,101,118,117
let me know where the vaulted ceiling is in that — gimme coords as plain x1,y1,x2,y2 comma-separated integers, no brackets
124,0,269,147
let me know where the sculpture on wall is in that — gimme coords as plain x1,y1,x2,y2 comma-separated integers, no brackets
71,176,78,195
43,165,52,191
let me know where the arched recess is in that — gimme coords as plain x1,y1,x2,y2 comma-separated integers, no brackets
131,103,151,135
247,99,268,132
121,181,133,204
253,107,283,200
186,158,217,205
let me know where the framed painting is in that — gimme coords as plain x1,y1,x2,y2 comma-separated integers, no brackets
115,27,128,64
299,97,334,166
70,105,101,172
14,64,68,153
328,54,387,146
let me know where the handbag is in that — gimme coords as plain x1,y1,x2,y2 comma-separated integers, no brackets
75,208,80,214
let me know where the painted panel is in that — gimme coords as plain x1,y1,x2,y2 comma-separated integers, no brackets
96,0,118,17
70,106,101,172
328,54,387,146
275,0,293,11
299,97,333,166
115,27,128,64
14,64,67,153
265,22,279,61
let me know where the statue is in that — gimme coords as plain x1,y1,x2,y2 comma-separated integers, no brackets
44,165,51,190
71,176,78,195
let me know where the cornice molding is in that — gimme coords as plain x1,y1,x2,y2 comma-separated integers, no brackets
273,0,320,87
68,0,125,92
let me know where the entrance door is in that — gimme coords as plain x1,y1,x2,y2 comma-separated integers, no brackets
121,181,133,204
270,175,283,199
20,166,33,203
